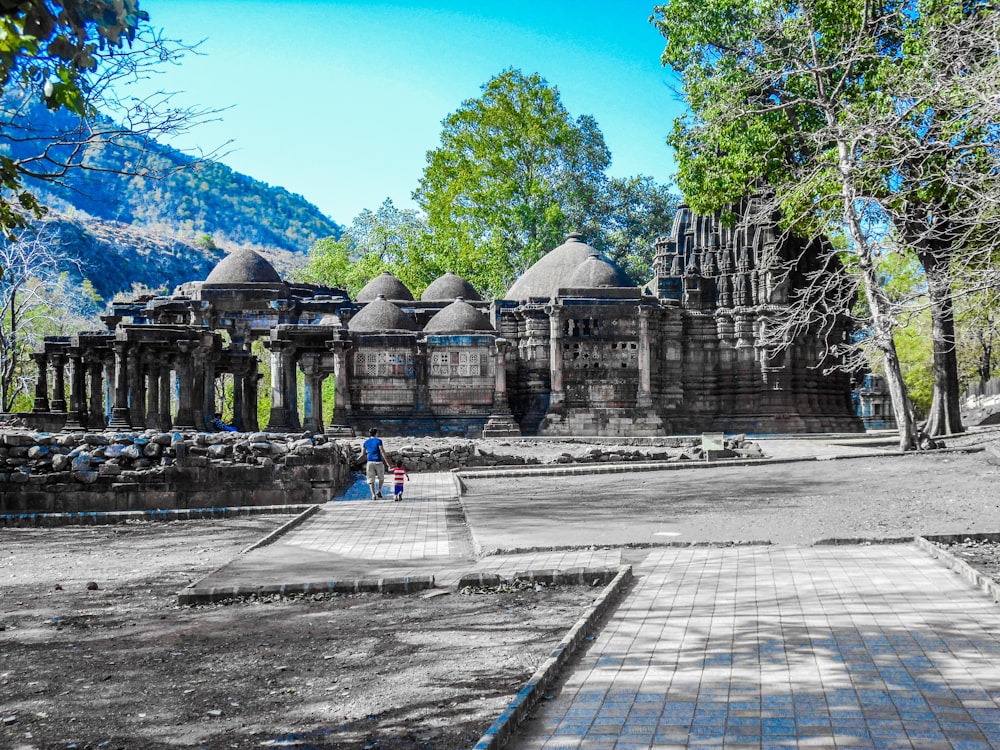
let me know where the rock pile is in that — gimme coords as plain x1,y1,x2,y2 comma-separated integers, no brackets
0,431,352,517
357,435,762,473
0,431,348,485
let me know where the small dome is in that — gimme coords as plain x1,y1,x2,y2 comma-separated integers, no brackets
564,253,634,289
505,232,598,302
424,298,494,334
420,271,482,302
347,296,417,332
356,271,414,302
205,248,281,284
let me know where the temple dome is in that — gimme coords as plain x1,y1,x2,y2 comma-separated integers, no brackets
356,271,414,302
347,296,417,332
420,271,482,302
423,298,494,333
504,232,600,301
564,253,634,289
205,248,282,284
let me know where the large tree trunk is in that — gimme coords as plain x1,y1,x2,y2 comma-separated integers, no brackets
837,148,917,450
918,251,965,437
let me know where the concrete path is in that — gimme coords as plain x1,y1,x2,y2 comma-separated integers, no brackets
513,544,1000,749
186,471,623,595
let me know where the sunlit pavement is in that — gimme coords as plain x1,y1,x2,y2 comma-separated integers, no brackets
512,544,1000,749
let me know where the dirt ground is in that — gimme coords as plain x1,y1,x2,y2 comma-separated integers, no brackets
4,431,1000,750
0,519,602,750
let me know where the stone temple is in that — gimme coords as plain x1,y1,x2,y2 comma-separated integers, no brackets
29,201,863,437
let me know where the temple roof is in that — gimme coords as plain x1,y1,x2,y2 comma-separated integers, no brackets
420,271,482,302
423,298,494,333
356,271,414,302
504,232,601,302
347,296,417,332
205,248,282,284
564,253,634,289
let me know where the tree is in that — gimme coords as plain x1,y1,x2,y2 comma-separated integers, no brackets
297,198,432,297
0,224,97,410
653,0,1000,449
1,1,215,238
588,175,680,284
414,69,611,297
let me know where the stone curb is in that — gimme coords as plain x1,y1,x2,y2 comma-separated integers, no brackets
916,533,1000,604
452,452,922,481
0,503,316,528
241,505,320,553
177,574,435,605
454,445,986,481
457,566,621,589
472,564,634,750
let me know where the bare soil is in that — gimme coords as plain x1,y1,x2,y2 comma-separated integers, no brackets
0,520,600,750
5,432,1000,749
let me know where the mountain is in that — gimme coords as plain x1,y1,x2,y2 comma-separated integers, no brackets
43,215,227,301
2,93,341,298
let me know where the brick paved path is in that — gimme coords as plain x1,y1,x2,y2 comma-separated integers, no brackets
514,544,1000,749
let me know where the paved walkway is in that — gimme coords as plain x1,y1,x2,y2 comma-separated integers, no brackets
182,439,1000,749
188,471,623,593
513,544,1000,749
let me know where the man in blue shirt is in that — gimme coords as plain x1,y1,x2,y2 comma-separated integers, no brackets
363,427,390,500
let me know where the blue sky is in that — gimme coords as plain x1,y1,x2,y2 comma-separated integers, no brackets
139,0,684,226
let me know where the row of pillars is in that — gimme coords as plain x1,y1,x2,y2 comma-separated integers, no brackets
32,340,262,433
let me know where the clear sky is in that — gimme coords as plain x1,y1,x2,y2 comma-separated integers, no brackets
138,0,684,227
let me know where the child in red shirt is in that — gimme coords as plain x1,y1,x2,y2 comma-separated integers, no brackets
392,463,409,502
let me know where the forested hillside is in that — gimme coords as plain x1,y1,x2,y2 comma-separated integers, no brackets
3,95,340,253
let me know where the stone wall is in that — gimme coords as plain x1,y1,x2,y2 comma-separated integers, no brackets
371,435,761,473
0,430,352,517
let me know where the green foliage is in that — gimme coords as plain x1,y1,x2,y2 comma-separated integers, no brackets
894,309,934,418
0,1,148,236
414,69,612,297
0,224,99,410
297,198,429,296
587,175,680,284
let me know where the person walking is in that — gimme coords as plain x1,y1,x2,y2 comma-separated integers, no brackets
391,462,409,502
363,427,390,500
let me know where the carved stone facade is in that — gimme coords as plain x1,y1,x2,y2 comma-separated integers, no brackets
30,200,862,437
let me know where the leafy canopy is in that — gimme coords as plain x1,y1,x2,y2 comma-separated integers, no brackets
0,1,153,235
414,68,611,297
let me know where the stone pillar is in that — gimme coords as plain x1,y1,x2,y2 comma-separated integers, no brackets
195,342,216,431
128,346,145,429
103,359,115,422
145,353,161,430
547,306,564,409
32,352,49,412
299,354,324,433
230,357,247,433
63,351,88,431
637,306,653,408
482,338,521,437
108,342,132,428
327,339,353,435
414,341,431,416
159,367,172,429
266,340,298,432
171,341,196,430
50,352,67,413
247,370,261,433
87,356,105,429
